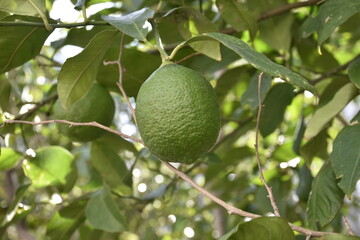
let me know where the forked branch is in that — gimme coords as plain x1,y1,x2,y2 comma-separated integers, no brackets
103,33,137,122
1,118,334,237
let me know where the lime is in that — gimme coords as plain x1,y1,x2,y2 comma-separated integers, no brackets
136,63,220,164
54,83,115,142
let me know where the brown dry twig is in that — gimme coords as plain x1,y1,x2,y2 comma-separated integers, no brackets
310,53,360,85
254,72,281,217
342,216,355,236
103,33,137,122
3,119,143,144
258,0,323,21
1,117,335,238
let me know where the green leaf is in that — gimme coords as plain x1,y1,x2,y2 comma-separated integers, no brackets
241,73,272,111
51,26,116,49
272,142,297,162
97,47,161,97
307,161,344,229
304,82,358,139
74,0,86,10
1,184,30,227
320,233,360,240
300,0,360,44
85,186,127,232
47,211,85,240
259,14,294,51
0,148,22,171
102,8,154,41
22,146,75,188
296,165,313,202
300,129,329,165
219,224,240,240
0,0,45,16
348,58,360,89
185,33,316,93
215,66,252,104
225,217,295,240
260,83,295,137
0,16,52,74
95,132,138,156
0,74,11,111
57,30,118,108
330,124,360,197
167,7,221,60
216,0,257,38
91,141,132,196
293,115,306,155
296,38,339,72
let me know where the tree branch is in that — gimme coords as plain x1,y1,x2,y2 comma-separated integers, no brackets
1,118,336,237
255,72,281,217
258,0,323,21
160,160,334,237
0,20,109,28
342,216,355,236
161,160,260,218
103,33,137,122
3,119,143,144
310,53,360,85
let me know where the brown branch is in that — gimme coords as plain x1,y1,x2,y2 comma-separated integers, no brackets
310,54,360,85
255,72,281,217
3,119,143,144
103,33,137,122
0,118,337,237
258,0,323,21
342,216,355,236
0,20,109,28
175,52,202,64
161,160,260,218
161,160,334,237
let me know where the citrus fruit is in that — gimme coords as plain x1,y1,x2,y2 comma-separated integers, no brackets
54,83,115,142
135,63,220,164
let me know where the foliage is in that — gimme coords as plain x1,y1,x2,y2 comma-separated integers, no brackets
0,0,359,239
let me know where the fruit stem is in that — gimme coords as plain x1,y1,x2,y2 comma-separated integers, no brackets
149,18,169,62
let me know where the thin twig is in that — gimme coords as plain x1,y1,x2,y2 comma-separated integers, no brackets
306,235,312,240
258,0,323,21
310,54,360,85
103,33,137,122
0,20,109,28
3,119,143,144
160,160,333,237
175,52,202,64
161,160,260,218
255,72,281,217
0,119,337,237
342,216,355,236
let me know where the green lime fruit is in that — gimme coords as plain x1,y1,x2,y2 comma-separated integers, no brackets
54,83,115,142
136,63,220,164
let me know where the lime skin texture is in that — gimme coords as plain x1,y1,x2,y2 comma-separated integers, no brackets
54,83,115,142
136,63,220,164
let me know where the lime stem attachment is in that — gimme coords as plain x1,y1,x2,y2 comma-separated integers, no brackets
149,18,169,62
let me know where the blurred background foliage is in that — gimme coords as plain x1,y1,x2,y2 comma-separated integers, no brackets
0,0,359,239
